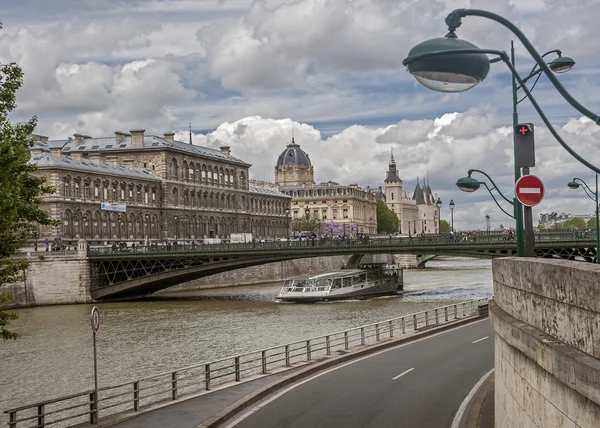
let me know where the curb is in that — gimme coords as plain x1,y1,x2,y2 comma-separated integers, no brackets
196,315,487,428
456,370,494,428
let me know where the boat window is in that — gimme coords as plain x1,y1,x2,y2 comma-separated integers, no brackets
359,273,367,283
295,279,307,287
314,278,331,287
332,279,342,289
284,280,294,287
343,277,352,288
352,275,361,284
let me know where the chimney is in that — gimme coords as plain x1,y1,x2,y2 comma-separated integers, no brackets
88,153,103,166
69,152,83,163
31,134,49,143
50,147,63,158
115,132,124,145
106,155,120,168
220,145,231,156
163,132,175,145
122,159,134,170
73,133,84,145
130,129,145,148
82,135,92,139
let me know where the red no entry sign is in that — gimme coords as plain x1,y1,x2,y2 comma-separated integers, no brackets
91,306,100,333
515,175,544,207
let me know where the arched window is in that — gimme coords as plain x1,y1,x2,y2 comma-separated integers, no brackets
172,187,179,205
239,172,246,188
171,158,179,180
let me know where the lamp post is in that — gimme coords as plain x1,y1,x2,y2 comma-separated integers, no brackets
117,215,122,243
449,199,455,233
284,208,290,238
173,215,179,242
567,175,600,263
435,197,442,234
456,169,515,220
485,214,491,234
402,8,586,257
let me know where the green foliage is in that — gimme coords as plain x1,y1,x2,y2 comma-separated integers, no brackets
439,219,450,233
376,200,398,234
536,224,546,230
292,215,321,234
0,62,57,341
587,217,598,229
554,218,587,229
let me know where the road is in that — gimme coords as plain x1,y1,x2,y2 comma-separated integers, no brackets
224,319,493,428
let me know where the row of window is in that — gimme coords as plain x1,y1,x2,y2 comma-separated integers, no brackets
170,158,247,188
284,188,371,198
62,177,158,204
293,207,351,220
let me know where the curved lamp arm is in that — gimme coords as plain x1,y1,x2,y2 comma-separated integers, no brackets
572,177,597,201
480,182,516,219
519,49,563,87
447,9,600,125
468,169,514,204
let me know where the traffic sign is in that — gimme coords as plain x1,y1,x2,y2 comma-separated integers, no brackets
91,306,100,333
515,175,544,207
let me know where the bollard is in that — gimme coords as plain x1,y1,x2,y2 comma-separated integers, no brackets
445,307,448,322
389,320,394,338
360,327,365,346
262,350,267,374
413,314,417,330
171,372,178,400
344,331,349,350
435,309,439,325
89,392,98,424
326,336,331,356
234,357,240,382
307,340,312,361
285,345,290,367
205,364,211,390
401,317,406,334
133,382,140,411
37,404,45,428
375,324,380,341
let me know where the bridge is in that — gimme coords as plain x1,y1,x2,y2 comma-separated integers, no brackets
88,233,597,299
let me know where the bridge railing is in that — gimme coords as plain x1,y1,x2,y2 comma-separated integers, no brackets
3,298,489,428
87,231,587,256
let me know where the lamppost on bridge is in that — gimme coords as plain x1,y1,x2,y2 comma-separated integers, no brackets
402,8,586,258
485,214,491,235
117,215,123,243
436,197,442,234
284,208,290,238
449,199,455,233
567,175,600,263
173,215,180,242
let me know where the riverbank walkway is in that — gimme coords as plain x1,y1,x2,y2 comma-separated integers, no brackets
73,316,494,428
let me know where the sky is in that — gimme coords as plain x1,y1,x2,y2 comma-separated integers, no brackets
3,0,600,231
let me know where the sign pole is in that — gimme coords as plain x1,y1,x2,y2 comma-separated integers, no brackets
90,306,100,424
522,168,535,257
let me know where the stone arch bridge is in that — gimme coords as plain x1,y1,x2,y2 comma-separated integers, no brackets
88,234,597,300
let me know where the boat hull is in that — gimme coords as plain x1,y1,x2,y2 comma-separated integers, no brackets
277,278,402,303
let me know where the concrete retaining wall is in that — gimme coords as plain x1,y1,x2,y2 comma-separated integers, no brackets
4,253,92,307
491,258,600,428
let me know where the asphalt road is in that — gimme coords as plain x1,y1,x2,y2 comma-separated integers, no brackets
224,319,493,428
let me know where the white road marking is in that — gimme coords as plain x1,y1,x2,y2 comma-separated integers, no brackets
520,188,541,193
222,318,489,428
472,336,489,344
450,369,494,428
392,367,415,380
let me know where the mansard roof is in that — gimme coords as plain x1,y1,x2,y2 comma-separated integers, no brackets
248,187,292,199
36,134,251,167
30,152,161,181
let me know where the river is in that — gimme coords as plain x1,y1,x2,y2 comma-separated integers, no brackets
0,257,492,414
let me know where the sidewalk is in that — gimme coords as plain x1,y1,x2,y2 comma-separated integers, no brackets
458,371,495,428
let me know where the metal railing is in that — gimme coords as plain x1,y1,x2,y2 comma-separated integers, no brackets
86,231,590,257
3,299,489,428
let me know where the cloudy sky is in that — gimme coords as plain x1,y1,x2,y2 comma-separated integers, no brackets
3,0,600,230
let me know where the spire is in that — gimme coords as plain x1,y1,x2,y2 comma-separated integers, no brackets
189,123,192,145
389,147,396,165
291,126,296,145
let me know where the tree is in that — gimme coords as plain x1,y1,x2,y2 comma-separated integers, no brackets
376,200,398,234
536,224,546,230
555,218,586,229
292,212,321,235
439,219,450,233
0,61,57,340
587,217,598,229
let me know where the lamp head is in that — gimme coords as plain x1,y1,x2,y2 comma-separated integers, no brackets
567,180,581,189
549,56,575,74
436,197,442,209
449,199,455,209
456,175,481,193
402,32,490,93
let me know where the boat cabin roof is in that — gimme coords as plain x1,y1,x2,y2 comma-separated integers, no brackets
286,269,366,281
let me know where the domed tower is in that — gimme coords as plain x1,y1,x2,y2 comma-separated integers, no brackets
384,149,403,231
274,137,315,186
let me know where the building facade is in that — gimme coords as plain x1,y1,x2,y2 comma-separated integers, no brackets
251,138,377,235
378,151,440,235
30,130,291,244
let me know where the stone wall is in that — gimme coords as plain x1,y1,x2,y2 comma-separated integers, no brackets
3,253,92,308
490,258,600,428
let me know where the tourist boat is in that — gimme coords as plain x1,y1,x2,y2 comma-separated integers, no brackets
276,266,403,303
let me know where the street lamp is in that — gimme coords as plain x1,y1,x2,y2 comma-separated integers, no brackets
485,214,491,234
449,199,455,233
402,8,591,258
567,175,600,263
117,215,123,243
173,215,179,242
456,169,515,219
436,197,442,234
284,208,290,237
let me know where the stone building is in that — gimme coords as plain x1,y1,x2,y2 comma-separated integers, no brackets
378,151,441,235
29,131,291,244
252,138,377,235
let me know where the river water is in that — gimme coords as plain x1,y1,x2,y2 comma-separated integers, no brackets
0,257,492,414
